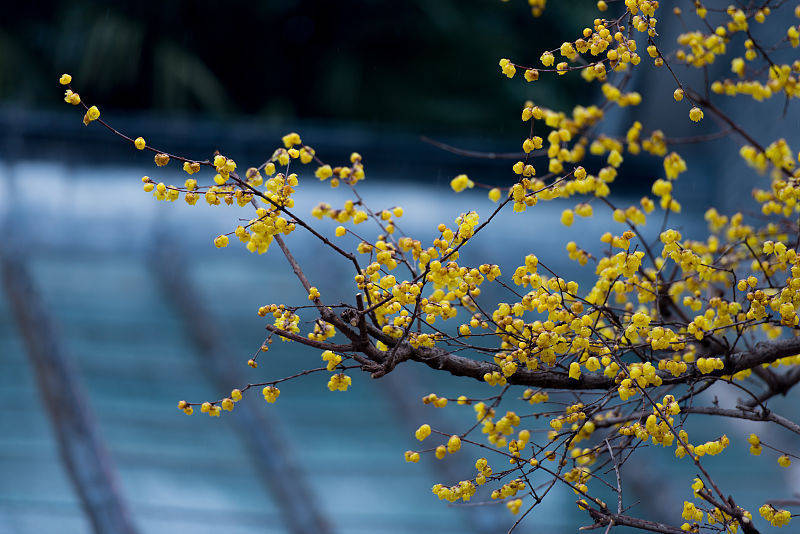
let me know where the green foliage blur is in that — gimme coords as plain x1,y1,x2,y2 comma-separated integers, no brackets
5,0,597,132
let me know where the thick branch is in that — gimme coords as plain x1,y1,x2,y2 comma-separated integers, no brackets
366,329,800,391
586,507,685,534
388,341,613,389
273,234,360,343
264,324,355,352
687,406,800,435
744,367,800,407
677,337,800,382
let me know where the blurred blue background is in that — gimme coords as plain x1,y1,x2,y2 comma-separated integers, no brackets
2,1,799,533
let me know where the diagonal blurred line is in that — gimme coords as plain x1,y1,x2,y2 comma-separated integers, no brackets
150,244,334,534
0,257,140,534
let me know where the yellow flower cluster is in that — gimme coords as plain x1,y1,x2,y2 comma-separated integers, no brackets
450,174,474,193
321,350,342,371
262,386,280,403
327,373,352,392
759,504,791,527
403,450,420,463
431,480,476,503
682,501,704,522
422,393,448,408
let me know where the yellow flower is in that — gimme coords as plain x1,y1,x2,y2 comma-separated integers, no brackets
63,90,81,105
282,132,302,148
82,105,100,125
315,165,333,180
569,362,581,379
415,424,432,441
404,451,420,463
262,386,280,403
183,162,200,175
450,174,474,193
447,434,462,453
